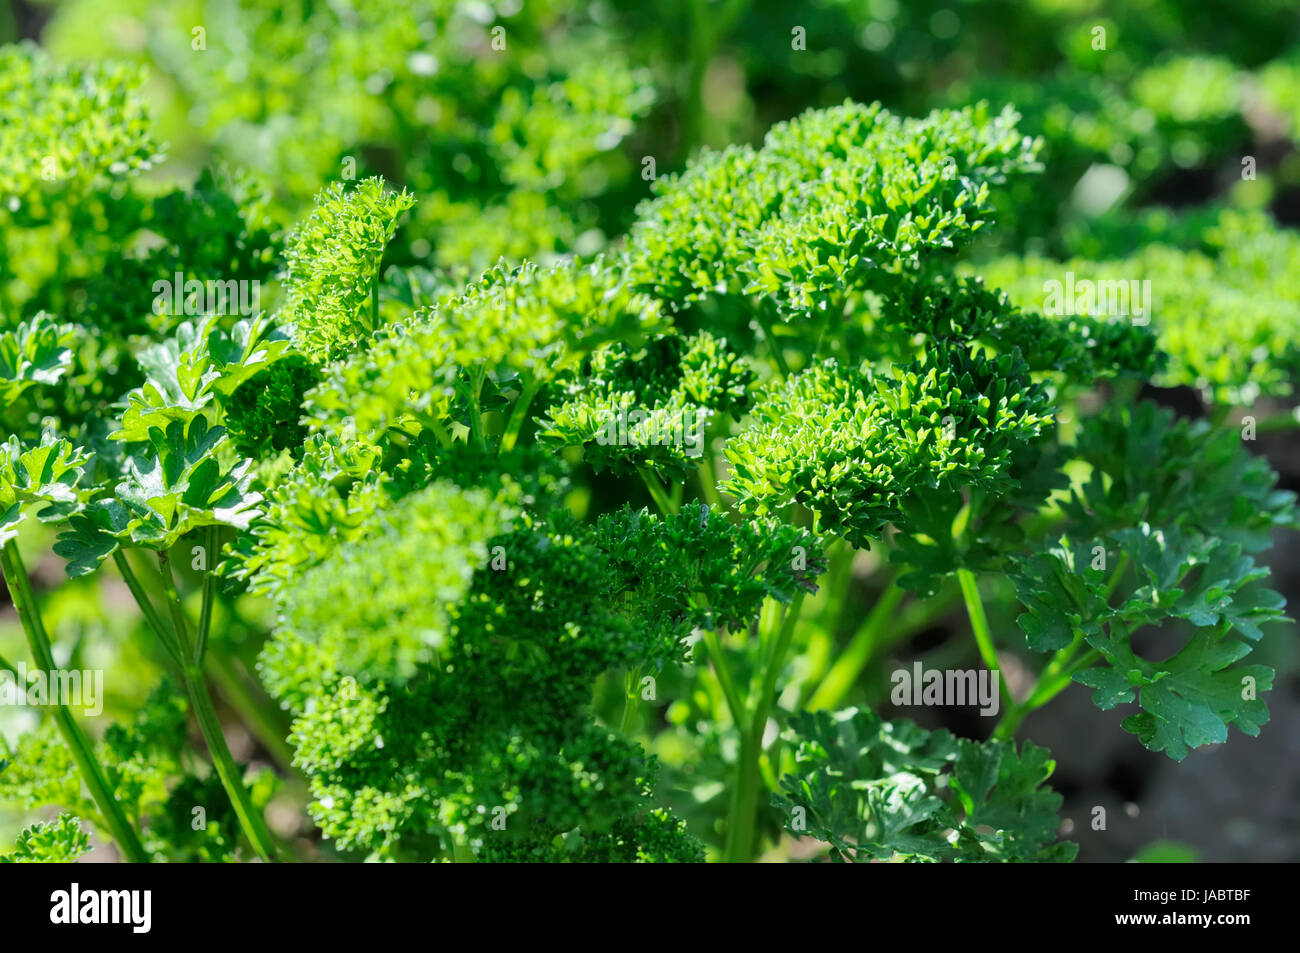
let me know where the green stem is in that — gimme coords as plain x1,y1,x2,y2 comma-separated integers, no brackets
156,551,195,658
751,594,805,747
725,592,805,863
415,411,454,449
638,466,679,516
619,665,644,735
811,299,841,360
956,568,1010,706
847,585,964,706
994,555,1132,740
724,732,759,863
683,0,711,155
112,550,183,667
1,543,149,863
994,647,1101,741
754,304,791,379
429,416,455,449
205,648,299,774
1105,552,1132,602
797,538,854,697
816,538,856,624
53,215,69,320
698,448,722,509
194,526,218,665
681,0,749,155
156,550,279,862
467,365,486,450
500,376,541,452
876,584,960,654
808,582,905,711
1028,648,1101,708
700,628,747,728
0,0,15,46
1033,634,1085,699
179,660,280,861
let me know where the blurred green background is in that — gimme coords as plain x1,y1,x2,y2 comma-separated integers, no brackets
3,0,1300,861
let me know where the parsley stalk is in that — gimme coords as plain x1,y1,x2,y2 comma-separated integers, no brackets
808,581,905,711
0,543,150,863
724,590,806,862
155,549,280,862
500,376,542,452
956,568,1011,714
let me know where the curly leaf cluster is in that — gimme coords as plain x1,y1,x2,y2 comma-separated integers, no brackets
0,814,92,863
725,346,1053,545
541,331,754,480
259,501,720,860
305,257,663,442
0,43,158,212
283,177,415,362
631,100,1040,319
976,228,1300,406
